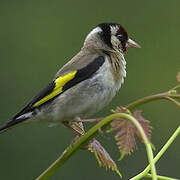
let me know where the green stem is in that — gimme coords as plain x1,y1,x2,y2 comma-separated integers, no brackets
130,126,180,180
145,173,179,180
165,97,180,108
125,115,157,180
126,93,180,110
36,113,156,180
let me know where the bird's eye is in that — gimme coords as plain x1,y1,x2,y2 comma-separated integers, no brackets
117,34,125,41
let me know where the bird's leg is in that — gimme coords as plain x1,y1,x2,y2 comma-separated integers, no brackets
62,120,84,136
63,117,106,141
77,117,105,138
62,120,89,149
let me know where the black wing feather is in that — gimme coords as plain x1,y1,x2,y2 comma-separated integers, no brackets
62,56,105,91
13,81,56,119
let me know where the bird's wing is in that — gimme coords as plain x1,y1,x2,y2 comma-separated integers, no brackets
55,49,104,78
0,55,105,132
13,55,105,119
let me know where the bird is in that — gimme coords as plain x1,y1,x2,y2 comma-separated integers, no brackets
0,22,140,133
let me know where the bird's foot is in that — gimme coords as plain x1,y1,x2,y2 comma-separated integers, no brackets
62,121,84,136
62,121,89,148
77,117,107,138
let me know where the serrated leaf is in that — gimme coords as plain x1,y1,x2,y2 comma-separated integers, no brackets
112,117,137,155
88,139,122,178
111,107,152,158
133,110,151,141
70,122,122,177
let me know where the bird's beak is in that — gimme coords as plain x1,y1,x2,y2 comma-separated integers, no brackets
127,38,141,48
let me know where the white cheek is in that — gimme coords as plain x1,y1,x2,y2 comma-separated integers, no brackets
111,36,120,48
110,26,119,34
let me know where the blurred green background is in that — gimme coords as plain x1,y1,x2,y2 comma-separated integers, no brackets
0,0,179,179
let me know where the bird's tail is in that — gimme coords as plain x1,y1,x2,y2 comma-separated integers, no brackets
0,112,33,133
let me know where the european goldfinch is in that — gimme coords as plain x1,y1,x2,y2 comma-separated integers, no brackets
0,22,140,133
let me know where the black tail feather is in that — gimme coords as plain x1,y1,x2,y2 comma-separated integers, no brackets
0,117,29,133
0,112,33,134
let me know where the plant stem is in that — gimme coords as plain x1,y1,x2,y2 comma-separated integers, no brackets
126,92,180,110
36,113,156,180
35,113,119,180
130,126,180,180
165,97,180,108
145,173,179,180
124,115,157,180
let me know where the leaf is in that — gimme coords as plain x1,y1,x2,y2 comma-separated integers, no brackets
133,110,151,141
111,107,151,158
176,72,180,83
88,139,122,178
112,115,137,155
70,122,122,177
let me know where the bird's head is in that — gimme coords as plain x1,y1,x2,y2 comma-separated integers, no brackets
84,22,141,53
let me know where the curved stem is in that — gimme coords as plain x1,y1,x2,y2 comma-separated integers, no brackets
130,126,180,180
36,113,156,180
165,97,180,108
126,92,180,110
124,115,157,180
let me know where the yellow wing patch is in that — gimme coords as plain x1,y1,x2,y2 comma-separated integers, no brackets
33,71,77,107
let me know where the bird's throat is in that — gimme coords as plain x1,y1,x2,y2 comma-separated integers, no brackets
109,52,126,87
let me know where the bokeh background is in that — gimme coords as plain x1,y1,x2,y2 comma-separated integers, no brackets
0,0,179,179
